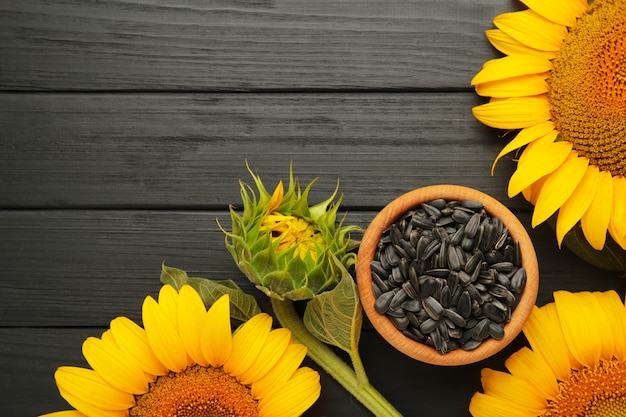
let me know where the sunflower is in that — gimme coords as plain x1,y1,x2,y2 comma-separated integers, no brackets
471,0,626,251
223,164,360,301
469,290,626,416
41,285,321,417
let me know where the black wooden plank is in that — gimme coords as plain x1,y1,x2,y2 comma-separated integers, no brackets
0,0,518,91
0,92,526,209
2,210,625,327
0,326,528,417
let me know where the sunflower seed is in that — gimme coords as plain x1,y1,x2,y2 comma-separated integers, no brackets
422,239,441,261
440,285,452,308
390,289,410,309
429,198,448,210
462,339,482,351
423,296,444,320
444,308,467,327
488,322,505,340
371,260,389,278
483,302,506,322
465,213,481,238
420,317,440,334
422,203,442,220
461,199,484,211
452,208,472,224
401,298,422,312
492,261,515,272
447,245,462,271
412,215,435,230
426,268,451,278
402,280,418,299
457,291,472,318
372,271,389,293
403,327,426,342
510,267,527,293
390,315,410,330
374,290,395,314
472,318,491,341
418,276,438,299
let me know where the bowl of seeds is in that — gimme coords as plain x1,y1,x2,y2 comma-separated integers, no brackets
356,184,538,366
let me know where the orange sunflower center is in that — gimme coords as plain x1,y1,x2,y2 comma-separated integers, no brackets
548,0,626,177
130,365,259,417
543,358,626,417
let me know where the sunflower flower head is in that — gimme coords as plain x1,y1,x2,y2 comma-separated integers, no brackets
41,284,321,417
471,0,626,259
470,289,626,417
223,163,360,301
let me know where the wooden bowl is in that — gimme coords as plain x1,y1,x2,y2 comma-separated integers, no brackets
356,185,539,366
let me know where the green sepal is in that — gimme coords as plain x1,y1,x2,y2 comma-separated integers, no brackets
548,216,626,273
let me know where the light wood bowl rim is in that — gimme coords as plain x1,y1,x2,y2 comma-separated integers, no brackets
356,185,539,366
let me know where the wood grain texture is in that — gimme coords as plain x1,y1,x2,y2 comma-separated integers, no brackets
2,0,625,416
2,210,624,328
0,327,526,417
0,0,519,90
1,92,526,209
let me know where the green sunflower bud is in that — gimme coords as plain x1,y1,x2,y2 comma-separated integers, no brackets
221,164,360,301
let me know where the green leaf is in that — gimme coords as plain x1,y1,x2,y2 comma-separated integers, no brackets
160,263,190,288
160,263,261,321
303,258,362,354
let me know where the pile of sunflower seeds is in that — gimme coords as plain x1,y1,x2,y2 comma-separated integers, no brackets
371,198,527,354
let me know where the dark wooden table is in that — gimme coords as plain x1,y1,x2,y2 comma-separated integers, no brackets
2,1,625,416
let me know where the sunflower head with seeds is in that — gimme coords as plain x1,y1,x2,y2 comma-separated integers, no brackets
222,163,360,301
472,0,626,270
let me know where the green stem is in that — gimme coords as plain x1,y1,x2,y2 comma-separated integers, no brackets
271,298,403,417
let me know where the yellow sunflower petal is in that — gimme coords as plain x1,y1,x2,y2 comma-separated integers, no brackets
608,175,626,249
522,174,548,206
597,290,626,361
555,164,600,247
268,180,284,212
531,154,588,227
257,367,321,417
157,284,179,329
237,328,292,386
55,367,135,412
479,368,547,412
581,170,614,250
475,73,549,98
472,97,551,130
491,121,555,175
471,55,553,86
494,9,568,51
553,291,604,368
508,133,571,197
109,316,168,377
223,312,272,377
142,294,187,373
201,294,232,368
38,412,87,417
505,347,559,400
251,343,307,400
58,385,129,417
523,304,576,381
469,392,536,417
485,29,557,60
177,285,208,366
520,0,588,27
82,336,149,394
